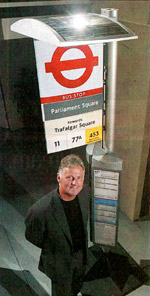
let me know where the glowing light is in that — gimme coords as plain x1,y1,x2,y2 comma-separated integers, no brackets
72,15,88,30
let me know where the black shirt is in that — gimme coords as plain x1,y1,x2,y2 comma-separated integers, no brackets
60,196,85,253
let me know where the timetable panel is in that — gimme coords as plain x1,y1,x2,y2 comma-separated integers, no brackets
93,169,120,246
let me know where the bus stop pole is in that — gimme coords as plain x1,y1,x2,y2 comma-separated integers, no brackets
106,40,118,152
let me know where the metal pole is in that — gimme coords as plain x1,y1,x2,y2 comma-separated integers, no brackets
106,41,118,152
101,8,118,152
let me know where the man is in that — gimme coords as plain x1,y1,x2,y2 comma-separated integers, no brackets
25,154,91,296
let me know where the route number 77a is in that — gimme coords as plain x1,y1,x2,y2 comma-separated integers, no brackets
72,136,82,143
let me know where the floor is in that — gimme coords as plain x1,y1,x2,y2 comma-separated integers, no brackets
118,213,150,295
0,128,150,295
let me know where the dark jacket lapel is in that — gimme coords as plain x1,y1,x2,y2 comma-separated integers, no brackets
52,190,73,246
78,190,89,234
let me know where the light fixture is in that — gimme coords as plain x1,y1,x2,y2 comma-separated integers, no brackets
71,14,88,30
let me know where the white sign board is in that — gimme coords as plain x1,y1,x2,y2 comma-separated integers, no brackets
34,41,103,153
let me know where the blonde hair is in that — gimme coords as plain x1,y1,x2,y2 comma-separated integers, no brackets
58,154,85,176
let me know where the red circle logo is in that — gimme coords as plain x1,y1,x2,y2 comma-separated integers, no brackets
45,46,98,88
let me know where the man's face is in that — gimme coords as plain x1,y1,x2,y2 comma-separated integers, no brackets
57,165,84,201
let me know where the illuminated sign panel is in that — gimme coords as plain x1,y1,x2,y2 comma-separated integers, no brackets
34,41,103,153
93,169,120,246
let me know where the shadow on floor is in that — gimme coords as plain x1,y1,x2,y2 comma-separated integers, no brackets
0,268,49,296
82,244,149,296
0,167,33,217
0,268,37,296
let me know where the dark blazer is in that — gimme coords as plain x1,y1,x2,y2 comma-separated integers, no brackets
25,186,91,282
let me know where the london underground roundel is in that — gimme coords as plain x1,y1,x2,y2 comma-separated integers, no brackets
45,46,99,88
34,41,103,103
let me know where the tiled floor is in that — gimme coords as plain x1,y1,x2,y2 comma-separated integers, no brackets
0,129,149,295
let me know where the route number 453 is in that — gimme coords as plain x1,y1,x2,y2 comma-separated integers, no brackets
89,131,99,137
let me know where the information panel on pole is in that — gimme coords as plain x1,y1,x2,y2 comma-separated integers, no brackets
34,41,103,153
93,169,120,246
